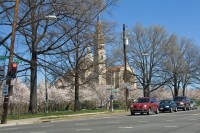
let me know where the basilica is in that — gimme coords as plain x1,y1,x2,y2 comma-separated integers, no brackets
55,17,137,102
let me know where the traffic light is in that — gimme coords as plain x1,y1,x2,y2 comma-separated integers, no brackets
0,65,5,78
9,62,18,78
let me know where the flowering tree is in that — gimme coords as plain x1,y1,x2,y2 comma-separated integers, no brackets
9,79,30,114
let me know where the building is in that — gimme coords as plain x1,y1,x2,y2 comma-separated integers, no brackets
55,16,137,94
106,65,135,89
93,16,106,84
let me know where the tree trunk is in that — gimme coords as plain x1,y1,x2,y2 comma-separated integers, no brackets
173,73,179,97
143,85,150,97
28,53,38,114
74,71,80,111
173,80,179,96
182,84,186,96
74,39,80,112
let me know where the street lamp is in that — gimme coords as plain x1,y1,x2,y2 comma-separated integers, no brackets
44,15,57,113
142,53,149,96
45,15,57,20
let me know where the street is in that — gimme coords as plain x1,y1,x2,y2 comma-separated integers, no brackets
0,110,200,133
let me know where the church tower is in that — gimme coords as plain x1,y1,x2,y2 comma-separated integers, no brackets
93,15,106,84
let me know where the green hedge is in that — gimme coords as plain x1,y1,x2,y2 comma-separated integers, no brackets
197,101,200,107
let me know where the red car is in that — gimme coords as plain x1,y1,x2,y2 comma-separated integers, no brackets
130,97,159,115
174,96,191,111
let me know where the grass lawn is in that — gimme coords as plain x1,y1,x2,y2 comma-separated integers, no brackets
7,109,109,120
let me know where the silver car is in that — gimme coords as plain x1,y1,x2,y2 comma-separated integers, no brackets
190,100,198,110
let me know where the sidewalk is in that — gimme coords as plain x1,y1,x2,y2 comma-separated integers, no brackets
0,117,41,127
0,110,128,127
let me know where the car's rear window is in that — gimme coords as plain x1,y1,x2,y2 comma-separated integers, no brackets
174,97,184,101
136,98,150,103
160,100,171,104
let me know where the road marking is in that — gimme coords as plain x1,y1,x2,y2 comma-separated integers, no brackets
164,126,177,128
41,125,54,127
75,123,88,125
138,121,149,123
189,119,197,121
76,129,92,131
165,120,174,121
107,121,119,124
30,132,46,133
119,127,134,129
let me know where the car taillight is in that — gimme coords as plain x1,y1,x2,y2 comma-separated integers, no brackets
143,104,147,108
131,105,134,108
180,102,184,105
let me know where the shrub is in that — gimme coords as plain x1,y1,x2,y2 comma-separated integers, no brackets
80,100,97,110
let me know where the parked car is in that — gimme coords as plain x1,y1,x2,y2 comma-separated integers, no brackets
190,100,198,110
130,97,159,115
159,100,177,113
174,96,191,111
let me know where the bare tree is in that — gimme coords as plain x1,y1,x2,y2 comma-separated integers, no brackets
0,0,117,113
163,36,200,97
127,24,169,97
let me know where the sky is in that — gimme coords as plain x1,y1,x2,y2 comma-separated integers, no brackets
105,0,200,45
2,0,200,84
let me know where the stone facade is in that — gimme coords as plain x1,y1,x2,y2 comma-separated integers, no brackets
93,17,106,84
55,17,136,92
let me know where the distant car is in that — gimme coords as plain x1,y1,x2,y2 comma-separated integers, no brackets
190,100,198,110
174,96,191,111
159,100,177,113
130,97,159,115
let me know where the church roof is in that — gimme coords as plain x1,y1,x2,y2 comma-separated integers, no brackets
107,66,124,72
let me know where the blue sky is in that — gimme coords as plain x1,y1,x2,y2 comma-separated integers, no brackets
2,0,200,83
105,0,200,45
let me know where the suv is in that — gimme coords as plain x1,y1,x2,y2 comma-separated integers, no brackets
130,97,159,115
174,96,190,111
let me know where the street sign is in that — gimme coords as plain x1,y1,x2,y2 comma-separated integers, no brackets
13,58,22,63
2,84,8,96
0,65,5,78
110,94,114,100
0,56,22,63
0,56,9,60
111,89,118,92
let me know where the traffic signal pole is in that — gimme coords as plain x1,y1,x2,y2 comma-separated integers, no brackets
1,0,19,124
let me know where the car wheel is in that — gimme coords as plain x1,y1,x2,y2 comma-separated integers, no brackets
174,107,178,112
131,111,135,115
155,108,159,114
183,107,186,111
147,108,152,115
169,107,173,113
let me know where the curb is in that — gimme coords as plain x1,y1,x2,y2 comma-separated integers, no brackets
0,110,128,127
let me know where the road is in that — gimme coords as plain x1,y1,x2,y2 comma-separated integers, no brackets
0,110,200,133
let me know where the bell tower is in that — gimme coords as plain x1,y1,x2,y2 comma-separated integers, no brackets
93,15,106,84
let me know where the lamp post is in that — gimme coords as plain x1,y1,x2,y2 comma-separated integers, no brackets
1,0,19,124
44,15,57,113
142,53,149,97
123,24,129,111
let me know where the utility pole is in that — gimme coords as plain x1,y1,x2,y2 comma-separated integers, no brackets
123,24,128,111
1,0,19,124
